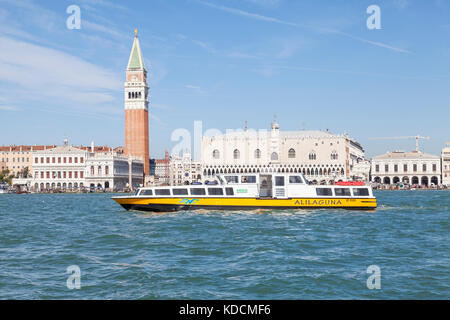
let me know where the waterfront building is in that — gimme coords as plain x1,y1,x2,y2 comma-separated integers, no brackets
442,142,450,186
170,152,202,186
0,145,56,177
124,29,150,176
31,142,88,191
150,151,171,185
201,118,369,184
29,141,143,192
85,150,144,191
371,150,441,186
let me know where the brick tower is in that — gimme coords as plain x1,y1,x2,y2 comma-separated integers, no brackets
124,29,150,176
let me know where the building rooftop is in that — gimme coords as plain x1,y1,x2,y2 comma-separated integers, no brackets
373,150,440,160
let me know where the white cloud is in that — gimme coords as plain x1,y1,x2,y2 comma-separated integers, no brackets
196,0,411,54
0,35,122,111
0,105,20,111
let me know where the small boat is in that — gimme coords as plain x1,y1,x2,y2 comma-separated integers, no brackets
112,173,377,212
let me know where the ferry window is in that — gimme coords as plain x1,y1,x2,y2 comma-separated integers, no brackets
155,189,171,196
134,189,141,196
334,188,351,196
225,176,239,183
275,176,285,186
141,190,153,196
191,188,206,196
208,188,224,196
316,188,333,196
289,176,303,184
353,188,369,196
173,188,188,195
225,188,234,196
241,176,256,183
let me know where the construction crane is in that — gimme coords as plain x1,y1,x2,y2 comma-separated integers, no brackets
368,135,430,152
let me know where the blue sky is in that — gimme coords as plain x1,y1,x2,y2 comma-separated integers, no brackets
0,0,449,158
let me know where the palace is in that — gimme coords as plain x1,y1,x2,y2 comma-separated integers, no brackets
201,117,369,184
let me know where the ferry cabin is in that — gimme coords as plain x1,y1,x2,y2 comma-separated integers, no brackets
113,173,377,212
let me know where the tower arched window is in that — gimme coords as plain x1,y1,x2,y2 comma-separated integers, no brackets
138,92,142,99
309,151,316,160
288,148,296,159
128,92,131,99
213,149,220,159
255,149,261,159
233,149,240,160
271,152,278,161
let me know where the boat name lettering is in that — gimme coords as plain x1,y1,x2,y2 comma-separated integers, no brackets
294,199,342,206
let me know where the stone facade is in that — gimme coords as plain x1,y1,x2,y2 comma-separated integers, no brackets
28,143,143,192
371,150,441,186
170,153,202,186
0,145,56,177
442,143,450,186
201,118,368,184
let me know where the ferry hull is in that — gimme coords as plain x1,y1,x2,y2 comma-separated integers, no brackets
113,197,377,212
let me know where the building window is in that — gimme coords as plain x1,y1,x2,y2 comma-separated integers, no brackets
309,151,316,160
423,164,427,172
64,157,67,164
105,166,109,175
288,149,296,159
35,158,38,164
69,172,72,179
432,164,437,172
74,157,78,163
213,150,220,159
394,164,398,172
233,149,240,160
52,157,55,163
58,157,61,163
98,166,102,175
331,151,338,160
404,164,407,172
41,172,44,179
385,164,389,172
80,157,84,163
375,164,379,172
46,172,49,179
69,157,72,163
80,171,84,178
255,149,261,159
91,166,94,175
46,157,50,163
413,164,417,172
271,152,279,161
74,172,78,178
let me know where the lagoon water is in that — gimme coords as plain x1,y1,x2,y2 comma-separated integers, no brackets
0,191,448,299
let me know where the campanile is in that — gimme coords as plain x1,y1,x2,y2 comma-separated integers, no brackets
124,29,150,176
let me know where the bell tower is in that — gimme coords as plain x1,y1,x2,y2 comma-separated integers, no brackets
124,29,150,176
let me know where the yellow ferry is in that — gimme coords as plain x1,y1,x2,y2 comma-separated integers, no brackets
112,173,377,212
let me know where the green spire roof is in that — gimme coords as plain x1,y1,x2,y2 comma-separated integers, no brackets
127,33,145,70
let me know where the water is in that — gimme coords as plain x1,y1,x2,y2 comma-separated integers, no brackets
0,191,448,299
